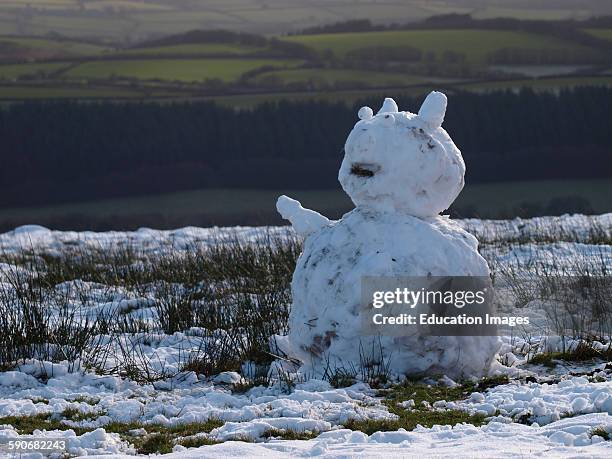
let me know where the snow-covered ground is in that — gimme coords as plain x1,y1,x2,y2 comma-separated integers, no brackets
114,416,612,458
1,212,609,254
1,360,612,457
0,214,610,458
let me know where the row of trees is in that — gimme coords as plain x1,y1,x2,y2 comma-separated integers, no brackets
0,87,610,208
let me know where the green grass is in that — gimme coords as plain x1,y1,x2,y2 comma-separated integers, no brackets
103,419,224,437
178,436,220,448
254,67,447,88
344,377,508,434
90,418,223,454
131,433,175,455
0,413,91,436
261,428,321,441
344,410,485,435
590,427,610,440
0,411,224,455
64,58,301,83
117,43,267,57
529,342,612,368
0,62,70,80
282,29,595,62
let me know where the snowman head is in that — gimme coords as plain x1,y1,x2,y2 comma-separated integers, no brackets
339,91,465,217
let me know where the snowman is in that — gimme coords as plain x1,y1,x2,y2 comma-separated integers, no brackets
274,92,500,379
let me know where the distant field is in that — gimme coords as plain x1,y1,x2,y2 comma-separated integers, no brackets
21,15,133,39
458,75,612,92
454,178,612,217
0,36,108,59
0,19,610,103
203,86,437,109
253,68,445,88
116,43,267,57
2,74,610,104
195,75,612,109
583,28,612,41
282,29,598,62
473,7,589,21
0,62,69,80
64,58,301,83
0,179,609,230
0,84,145,99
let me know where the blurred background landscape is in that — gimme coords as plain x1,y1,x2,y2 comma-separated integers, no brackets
0,0,611,230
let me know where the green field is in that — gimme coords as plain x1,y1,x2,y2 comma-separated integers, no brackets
116,43,267,57
0,62,69,80
0,15,610,103
64,58,301,83
0,84,146,99
0,36,108,59
457,75,612,92
583,28,612,41
454,178,612,216
197,75,612,109
282,29,597,62
2,74,610,105
254,68,448,88
473,7,588,21
195,84,452,109
0,179,609,230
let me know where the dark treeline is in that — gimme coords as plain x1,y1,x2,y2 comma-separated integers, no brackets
297,14,612,40
133,29,269,48
0,87,611,209
130,29,318,60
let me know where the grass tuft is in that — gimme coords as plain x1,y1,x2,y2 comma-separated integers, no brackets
343,377,505,434
0,413,225,454
529,342,612,367
261,428,320,440
590,427,610,441
0,413,91,436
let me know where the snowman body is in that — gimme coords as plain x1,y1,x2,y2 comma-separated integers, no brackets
275,92,500,379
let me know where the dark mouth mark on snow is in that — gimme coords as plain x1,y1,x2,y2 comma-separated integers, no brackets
350,163,380,178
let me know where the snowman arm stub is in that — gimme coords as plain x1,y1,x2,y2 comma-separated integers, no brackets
276,195,331,237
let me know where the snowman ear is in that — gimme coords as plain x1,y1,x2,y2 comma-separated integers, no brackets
358,106,373,120
377,97,398,114
418,91,447,128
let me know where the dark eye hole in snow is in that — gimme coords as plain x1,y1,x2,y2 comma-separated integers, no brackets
350,163,380,177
